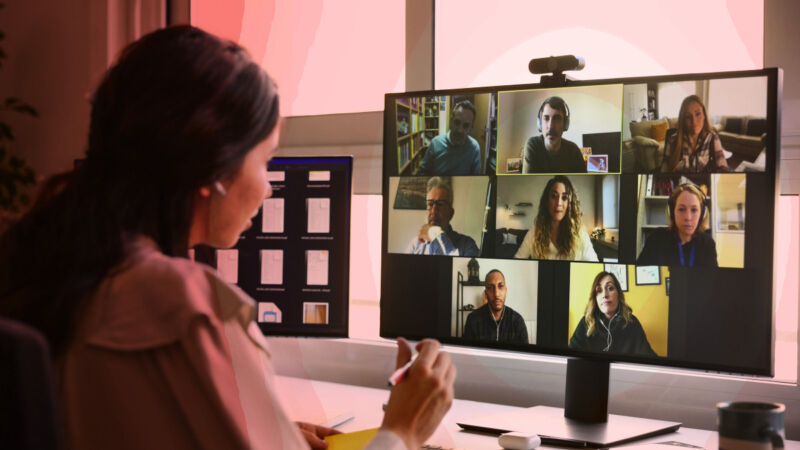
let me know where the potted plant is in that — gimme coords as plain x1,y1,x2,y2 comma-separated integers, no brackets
0,2,38,230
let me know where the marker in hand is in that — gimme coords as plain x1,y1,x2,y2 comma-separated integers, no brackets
387,353,418,386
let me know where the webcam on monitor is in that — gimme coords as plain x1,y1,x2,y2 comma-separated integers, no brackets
529,54,585,86
529,55,585,74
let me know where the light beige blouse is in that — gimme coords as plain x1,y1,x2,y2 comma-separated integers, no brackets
58,237,403,449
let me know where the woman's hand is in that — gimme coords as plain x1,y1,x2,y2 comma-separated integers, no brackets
380,338,456,449
296,421,340,449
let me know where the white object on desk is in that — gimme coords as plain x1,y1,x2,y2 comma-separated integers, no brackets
499,431,541,449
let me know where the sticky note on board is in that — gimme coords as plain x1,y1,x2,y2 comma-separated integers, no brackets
324,428,379,449
308,170,331,181
257,302,282,323
266,171,285,182
260,249,283,285
307,198,331,234
216,249,238,284
262,198,284,233
306,250,329,286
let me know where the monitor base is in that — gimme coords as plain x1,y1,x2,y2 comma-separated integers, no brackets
456,405,681,448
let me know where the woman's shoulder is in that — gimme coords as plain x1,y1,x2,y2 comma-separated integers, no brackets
81,239,226,350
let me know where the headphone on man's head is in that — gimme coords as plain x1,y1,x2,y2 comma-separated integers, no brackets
537,96,570,132
667,183,707,224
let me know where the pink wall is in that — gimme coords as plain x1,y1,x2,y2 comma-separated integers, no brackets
435,1,764,88
0,0,99,182
192,0,406,117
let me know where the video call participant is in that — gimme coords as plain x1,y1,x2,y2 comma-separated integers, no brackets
514,176,598,261
569,272,656,356
522,96,586,173
406,176,479,256
419,100,482,175
637,183,718,267
0,26,455,450
463,270,528,344
660,95,730,173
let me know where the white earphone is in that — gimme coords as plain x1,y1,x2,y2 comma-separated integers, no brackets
213,181,227,196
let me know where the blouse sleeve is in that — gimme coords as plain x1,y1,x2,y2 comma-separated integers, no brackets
712,133,730,170
578,229,599,262
514,228,534,259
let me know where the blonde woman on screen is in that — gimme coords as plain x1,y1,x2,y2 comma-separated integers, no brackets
514,176,598,261
660,95,730,173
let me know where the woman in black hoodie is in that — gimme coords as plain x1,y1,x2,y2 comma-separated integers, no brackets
569,271,657,357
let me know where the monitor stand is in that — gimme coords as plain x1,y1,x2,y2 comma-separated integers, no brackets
456,359,681,448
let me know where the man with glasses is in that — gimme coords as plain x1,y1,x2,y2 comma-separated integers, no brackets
419,100,482,175
523,96,586,173
406,177,479,256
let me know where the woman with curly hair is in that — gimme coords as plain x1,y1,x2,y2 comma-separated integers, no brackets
569,271,656,356
514,175,598,261
660,94,730,173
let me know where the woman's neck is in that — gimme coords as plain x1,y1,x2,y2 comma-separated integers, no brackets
678,230,692,244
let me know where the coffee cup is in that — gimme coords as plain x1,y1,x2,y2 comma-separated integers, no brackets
717,401,785,449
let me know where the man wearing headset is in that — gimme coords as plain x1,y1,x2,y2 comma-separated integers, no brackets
419,100,482,175
522,96,586,173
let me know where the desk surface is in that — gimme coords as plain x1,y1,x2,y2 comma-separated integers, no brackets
274,375,746,449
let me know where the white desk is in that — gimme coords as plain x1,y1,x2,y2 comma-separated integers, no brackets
274,375,744,449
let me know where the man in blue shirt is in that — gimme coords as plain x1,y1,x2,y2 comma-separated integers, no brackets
419,100,482,175
406,177,479,256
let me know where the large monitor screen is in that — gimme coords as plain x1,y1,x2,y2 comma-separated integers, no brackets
381,69,780,376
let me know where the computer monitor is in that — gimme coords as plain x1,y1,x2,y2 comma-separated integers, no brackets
380,69,781,446
196,156,353,337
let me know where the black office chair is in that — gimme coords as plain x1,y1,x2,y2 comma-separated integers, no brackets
0,317,63,449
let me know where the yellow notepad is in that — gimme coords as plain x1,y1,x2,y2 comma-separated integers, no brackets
323,428,379,450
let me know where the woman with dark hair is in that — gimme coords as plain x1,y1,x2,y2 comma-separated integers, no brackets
514,175,598,261
0,26,453,450
637,183,718,267
660,95,730,173
569,272,656,357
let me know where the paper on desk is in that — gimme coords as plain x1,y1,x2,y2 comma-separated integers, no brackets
324,428,378,449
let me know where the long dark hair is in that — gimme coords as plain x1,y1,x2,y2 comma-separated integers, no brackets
532,175,582,259
0,26,280,356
